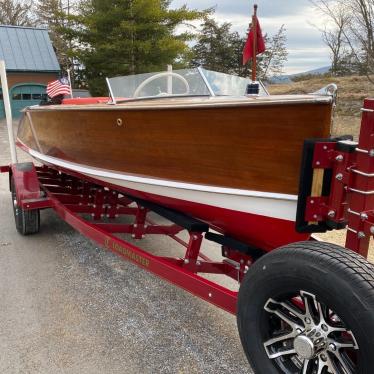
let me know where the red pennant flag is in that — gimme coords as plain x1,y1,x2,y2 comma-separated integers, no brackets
242,16,266,65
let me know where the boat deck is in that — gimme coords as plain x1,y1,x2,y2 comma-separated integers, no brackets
28,94,333,112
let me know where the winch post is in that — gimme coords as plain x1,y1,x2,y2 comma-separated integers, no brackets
345,99,374,257
300,99,374,258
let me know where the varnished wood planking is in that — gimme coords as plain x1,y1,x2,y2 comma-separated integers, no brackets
19,101,332,195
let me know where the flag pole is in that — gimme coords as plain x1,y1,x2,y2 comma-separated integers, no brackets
67,68,73,98
251,4,258,82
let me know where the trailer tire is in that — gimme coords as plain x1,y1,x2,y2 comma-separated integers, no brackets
237,241,374,374
11,177,40,235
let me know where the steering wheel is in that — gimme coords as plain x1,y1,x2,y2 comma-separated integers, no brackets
133,72,190,98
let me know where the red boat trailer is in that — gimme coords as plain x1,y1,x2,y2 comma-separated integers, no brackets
6,161,241,314
2,99,374,373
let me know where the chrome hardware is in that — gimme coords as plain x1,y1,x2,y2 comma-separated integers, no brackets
356,148,369,154
347,227,358,234
348,209,360,216
349,188,374,195
358,232,366,239
335,154,344,162
351,169,374,177
224,258,240,270
311,83,338,101
361,213,369,221
328,210,336,218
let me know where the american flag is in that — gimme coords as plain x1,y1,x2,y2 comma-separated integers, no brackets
46,77,71,98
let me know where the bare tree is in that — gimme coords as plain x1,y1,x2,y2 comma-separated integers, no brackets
260,25,288,79
0,0,34,26
348,0,374,77
311,0,374,81
311,0,351,74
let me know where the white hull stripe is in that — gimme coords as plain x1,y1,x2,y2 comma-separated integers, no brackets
26,147,298,222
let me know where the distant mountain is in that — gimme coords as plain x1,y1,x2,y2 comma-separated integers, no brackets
269,75,292,84
291,66,331,78
269,65,331,84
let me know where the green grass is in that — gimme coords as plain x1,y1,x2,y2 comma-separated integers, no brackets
268,75,374,140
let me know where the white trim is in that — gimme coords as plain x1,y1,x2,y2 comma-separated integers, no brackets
24,147,299,222
93,174,298,222
197,66,216,97
106,77,116,104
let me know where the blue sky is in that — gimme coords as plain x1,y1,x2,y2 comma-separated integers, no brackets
172,0,331,74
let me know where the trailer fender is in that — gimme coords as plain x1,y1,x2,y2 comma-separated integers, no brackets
11,162,41,208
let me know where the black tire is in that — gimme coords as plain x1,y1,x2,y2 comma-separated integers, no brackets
11,177,40,235
237,241,374,374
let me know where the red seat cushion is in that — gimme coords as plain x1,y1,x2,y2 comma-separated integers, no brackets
62,97,110,105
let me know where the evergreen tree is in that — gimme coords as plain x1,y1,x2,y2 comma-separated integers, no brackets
35,0,75,75
192,18,288,81
74,0,207,95
192,18,244,75
334,52,360,75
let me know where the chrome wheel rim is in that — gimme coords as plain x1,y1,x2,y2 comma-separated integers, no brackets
11,185,19,216
263,290,359,373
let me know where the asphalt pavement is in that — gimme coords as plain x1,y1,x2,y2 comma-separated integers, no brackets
0,119,253,374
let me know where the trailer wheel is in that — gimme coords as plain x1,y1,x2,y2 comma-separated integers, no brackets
237,241,374,374
11,177,40,235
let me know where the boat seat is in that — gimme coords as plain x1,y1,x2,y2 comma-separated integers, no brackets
62,97,111,105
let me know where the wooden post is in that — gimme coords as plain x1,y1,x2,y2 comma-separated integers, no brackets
251,4,258,82
0,60,17,164
309,168,324,225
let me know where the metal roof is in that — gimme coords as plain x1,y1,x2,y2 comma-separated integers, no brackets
0,25,60,72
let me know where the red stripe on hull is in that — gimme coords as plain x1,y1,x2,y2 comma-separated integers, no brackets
124,189,310,251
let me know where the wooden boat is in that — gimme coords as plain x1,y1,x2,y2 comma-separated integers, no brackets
16,68,334,251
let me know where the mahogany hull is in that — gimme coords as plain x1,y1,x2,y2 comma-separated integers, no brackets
19,99,331,195
17,96,332,250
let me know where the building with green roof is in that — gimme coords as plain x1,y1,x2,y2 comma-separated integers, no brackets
0,25,61,118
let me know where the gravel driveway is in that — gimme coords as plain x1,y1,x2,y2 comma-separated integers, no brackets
0,119,253,373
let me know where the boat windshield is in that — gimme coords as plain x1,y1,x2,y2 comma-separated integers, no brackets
106,68,268,102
